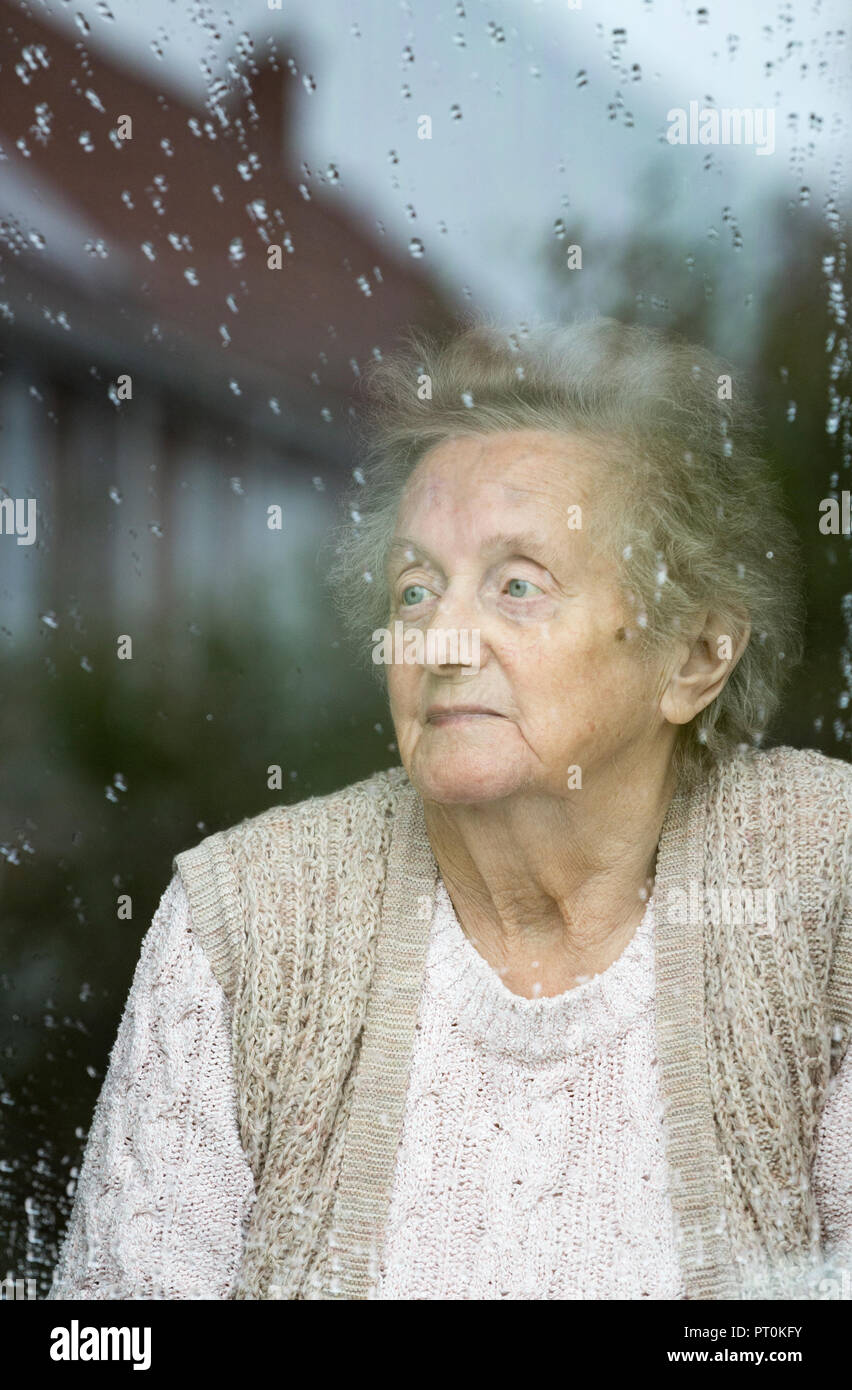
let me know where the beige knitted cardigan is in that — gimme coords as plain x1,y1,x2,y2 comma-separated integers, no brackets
173,746,852,1301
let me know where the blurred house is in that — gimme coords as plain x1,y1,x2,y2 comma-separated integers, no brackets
0,0,457,647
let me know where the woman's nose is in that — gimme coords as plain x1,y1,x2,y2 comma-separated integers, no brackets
423,582,484,671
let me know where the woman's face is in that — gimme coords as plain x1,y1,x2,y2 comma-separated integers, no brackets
385,429,674,804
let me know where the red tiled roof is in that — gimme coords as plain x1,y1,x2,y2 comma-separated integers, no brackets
0,0,458,415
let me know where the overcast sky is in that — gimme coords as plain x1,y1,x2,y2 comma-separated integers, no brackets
11,0,851,322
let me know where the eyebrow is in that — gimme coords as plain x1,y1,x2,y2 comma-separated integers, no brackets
387,532,562,572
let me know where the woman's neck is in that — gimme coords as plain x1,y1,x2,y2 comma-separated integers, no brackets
422,755,678,995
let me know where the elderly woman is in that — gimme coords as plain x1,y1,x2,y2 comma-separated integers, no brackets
49,317,852,1302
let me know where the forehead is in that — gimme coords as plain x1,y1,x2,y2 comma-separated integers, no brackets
394,430,601,525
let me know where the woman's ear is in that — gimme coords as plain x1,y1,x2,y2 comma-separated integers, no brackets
660,611,751,727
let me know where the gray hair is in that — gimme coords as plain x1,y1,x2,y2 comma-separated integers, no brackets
328,313,805,787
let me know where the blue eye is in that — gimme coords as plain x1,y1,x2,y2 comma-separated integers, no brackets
505,578,542,598
401,584,430,606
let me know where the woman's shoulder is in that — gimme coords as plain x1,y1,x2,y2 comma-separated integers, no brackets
750,744,851,810
170,765,417,1002
715,743,851,803
183,763,413,853
712,744,852,862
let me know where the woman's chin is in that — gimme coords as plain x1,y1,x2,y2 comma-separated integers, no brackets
408,749,527,805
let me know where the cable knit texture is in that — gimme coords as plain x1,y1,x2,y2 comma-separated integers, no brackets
49,870,852,1301
375,878,686,1299
49,747,852,1301
48,876,257,1299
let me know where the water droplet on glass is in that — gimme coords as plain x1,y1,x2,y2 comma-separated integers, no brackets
184,267,199,285
409,237,424,259
108,486,122,504
40,610,59,629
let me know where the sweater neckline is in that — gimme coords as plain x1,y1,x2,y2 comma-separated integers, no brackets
426,875,656,1063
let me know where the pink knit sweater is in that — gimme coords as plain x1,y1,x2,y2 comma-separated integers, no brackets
49,871,852,1300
